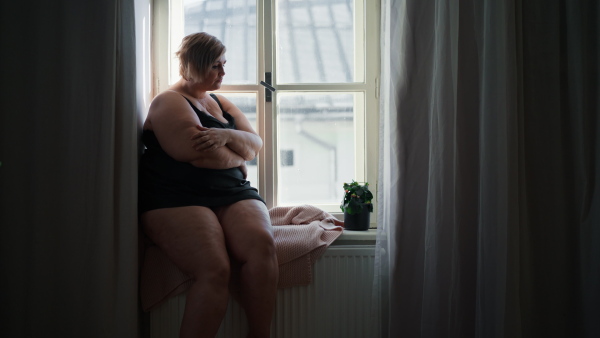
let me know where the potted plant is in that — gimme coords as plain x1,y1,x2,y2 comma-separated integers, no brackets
340,181,373,231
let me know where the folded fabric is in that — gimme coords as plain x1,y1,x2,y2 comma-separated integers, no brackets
270,205,344,287
140,204,343,312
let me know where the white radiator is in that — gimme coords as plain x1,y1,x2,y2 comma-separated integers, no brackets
149,245,378,338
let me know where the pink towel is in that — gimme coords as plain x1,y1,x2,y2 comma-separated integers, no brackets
270,205,344,288
140,205,343,312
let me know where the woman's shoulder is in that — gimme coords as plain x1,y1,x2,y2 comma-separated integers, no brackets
152,90,187,105
146,90,197,128
149,90,190,113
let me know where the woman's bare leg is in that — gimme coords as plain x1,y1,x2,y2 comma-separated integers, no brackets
214,200,279,338
141,206,230,338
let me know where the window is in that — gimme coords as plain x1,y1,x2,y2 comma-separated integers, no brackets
152,0,379,216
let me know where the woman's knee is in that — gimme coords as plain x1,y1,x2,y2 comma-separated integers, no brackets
260,232,277,258
245,232,278,267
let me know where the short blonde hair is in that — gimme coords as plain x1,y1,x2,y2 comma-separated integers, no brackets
176,32,226,82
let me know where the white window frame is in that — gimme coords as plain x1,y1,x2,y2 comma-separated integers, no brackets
151,0,380,221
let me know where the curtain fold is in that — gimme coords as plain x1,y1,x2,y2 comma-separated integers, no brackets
0,1,140,336
376,0,600,337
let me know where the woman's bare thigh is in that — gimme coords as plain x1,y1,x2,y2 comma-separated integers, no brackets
213,200,274,261
140,206,229,276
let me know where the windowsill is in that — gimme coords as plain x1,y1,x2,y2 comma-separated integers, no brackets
331,228,377,246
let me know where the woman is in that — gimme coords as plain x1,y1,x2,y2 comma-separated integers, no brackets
139,32,278,338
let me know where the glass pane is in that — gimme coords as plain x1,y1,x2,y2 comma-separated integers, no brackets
218,93,259,188
277,92,357,205
183,0,257,85
276,0,356,84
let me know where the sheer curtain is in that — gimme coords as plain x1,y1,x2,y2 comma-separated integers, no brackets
376,0,600,337
0,0,141,336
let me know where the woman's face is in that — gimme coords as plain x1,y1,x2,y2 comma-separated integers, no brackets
199,55,226,90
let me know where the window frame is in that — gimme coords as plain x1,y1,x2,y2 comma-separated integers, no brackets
151,0,380,222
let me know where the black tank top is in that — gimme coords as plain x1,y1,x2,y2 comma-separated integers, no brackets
138,94,264,214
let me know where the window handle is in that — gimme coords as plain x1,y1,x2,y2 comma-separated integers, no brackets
260,72,276,102
260,81,276,92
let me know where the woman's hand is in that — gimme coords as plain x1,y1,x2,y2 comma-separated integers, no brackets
191,125,230,151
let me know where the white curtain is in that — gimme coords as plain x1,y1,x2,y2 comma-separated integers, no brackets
0,1,141,336
376,0,600,337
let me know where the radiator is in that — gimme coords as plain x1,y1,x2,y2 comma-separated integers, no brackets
149,245,378,338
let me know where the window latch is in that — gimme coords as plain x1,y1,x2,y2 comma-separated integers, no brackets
260,72,276,102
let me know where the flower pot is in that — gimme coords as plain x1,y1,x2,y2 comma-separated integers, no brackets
344,205,371,231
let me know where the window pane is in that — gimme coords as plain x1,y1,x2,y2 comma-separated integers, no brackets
183,0,257,84
277,92,357,205
218,93,259,187
276,0,356,84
